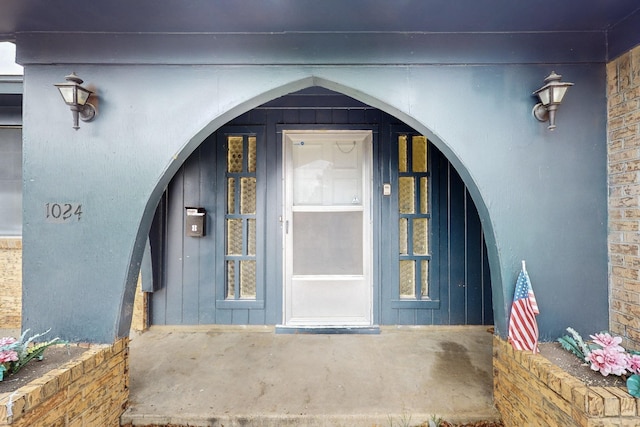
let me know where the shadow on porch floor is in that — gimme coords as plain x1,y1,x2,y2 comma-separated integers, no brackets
121,325,500,427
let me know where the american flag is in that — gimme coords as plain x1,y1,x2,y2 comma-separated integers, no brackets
508,263,539,353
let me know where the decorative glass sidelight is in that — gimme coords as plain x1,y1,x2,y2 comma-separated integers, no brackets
225,135,257,299
398,135,431,299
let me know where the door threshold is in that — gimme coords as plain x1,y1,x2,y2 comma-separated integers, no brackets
275,325,381,334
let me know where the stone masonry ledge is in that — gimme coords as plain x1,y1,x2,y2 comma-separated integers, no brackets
0,238,21,250
494,336,640,426
0,338,128,427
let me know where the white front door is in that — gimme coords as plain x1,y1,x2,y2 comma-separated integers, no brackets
283,130,373,327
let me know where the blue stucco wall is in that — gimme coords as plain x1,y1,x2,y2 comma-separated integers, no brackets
18,33,608,342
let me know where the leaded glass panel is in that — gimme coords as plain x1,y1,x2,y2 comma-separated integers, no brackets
399,260,415,298
227,136,243,173
412,136,427,172
420,177,428,214
421,260,429,297
227,178,236,214
398,135,408,173
247,219,256,256
248,136,257,173
397,134,430,301
240,177,256,214
399,177,415,214
240,260,256,298
227,261,235,298
224,134,258,301
413,218,428,256
227,219,243,255
399,218,408,255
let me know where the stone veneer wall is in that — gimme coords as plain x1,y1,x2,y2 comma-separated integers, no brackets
608,44,640,350
131,276,148,332
494,337,640,426
0,338,129,427
0,238,21,329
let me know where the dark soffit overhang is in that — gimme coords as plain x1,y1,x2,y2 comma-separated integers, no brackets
0,1,639,60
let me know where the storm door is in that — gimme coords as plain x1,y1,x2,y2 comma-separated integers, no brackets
282,130,373,327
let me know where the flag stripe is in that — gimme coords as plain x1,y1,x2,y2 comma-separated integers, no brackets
508,269,539,353
529,290,539,314
510,300,537,349
510,305,537,349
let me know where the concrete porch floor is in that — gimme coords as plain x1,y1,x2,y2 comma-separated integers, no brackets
121,325,500,427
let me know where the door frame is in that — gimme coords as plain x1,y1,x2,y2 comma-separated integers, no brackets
277,125,380,329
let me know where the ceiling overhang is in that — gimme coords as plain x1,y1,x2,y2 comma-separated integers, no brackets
0,1,639,61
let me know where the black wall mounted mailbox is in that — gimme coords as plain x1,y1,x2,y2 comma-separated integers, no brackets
185,207,206,237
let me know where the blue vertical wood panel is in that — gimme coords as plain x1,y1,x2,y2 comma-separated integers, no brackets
147,194,166,324
380,123,399,325
332,109,349,124
232,309,249,324
447,164,467,324
282,109,299,124
164,169,186,324
371,126,382,325
150,266,167,325
428,146,441,325
214,132,227,323
198,136,218,324
249,109,267,124
249,309,265,325
254,126,267,324
465,190,483,325
433,153,450,325
181,150,202,324
298,109,315,123
315,109,332,123
216,306,233,324
482,240,493,324
234,112,251,123
264,111,282,324
348,109,366,124
365,109,382,124
397,309,416,325
416,309,434,325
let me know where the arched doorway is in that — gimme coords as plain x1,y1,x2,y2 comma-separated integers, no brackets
123,84,499,425
147,87,492,328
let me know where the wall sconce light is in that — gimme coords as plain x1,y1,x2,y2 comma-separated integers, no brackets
532,71,573,131
54,72,97,130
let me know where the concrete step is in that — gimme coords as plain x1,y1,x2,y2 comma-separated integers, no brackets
121,411,502,427
123,325,499,427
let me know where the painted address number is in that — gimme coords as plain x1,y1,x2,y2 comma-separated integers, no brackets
45,203,83,223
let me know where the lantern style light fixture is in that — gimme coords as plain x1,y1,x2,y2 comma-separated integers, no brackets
532,71,573,131
54,72,97,130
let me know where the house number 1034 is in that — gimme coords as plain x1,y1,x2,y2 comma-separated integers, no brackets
45,203,83,223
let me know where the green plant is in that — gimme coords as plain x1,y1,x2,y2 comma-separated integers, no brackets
0,329,63,381
387,411,413,427
557,327,590,361
428,414,443,427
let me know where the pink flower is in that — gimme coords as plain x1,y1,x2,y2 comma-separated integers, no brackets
0,337,16,347
0,350,18,364
590,333,625,352
628,354,640,374
588,348,628,376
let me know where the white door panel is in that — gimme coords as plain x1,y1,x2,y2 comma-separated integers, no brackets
283,130,373,326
